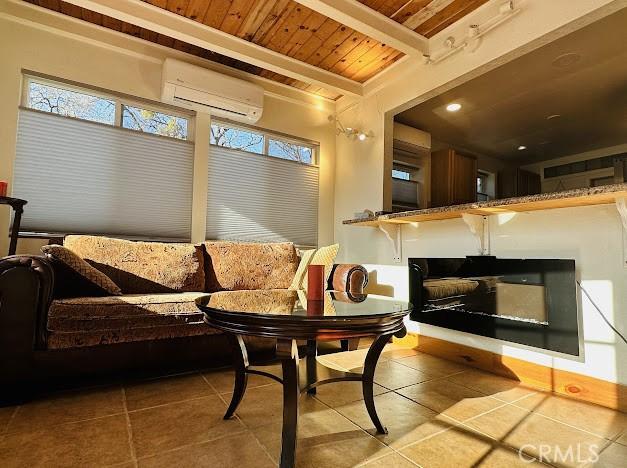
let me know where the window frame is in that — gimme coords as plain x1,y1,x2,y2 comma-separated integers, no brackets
22,74,195,142
476,171,489,196
210,117,319,166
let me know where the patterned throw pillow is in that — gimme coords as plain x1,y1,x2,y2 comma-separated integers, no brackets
290,244,339,291
42,245,122,298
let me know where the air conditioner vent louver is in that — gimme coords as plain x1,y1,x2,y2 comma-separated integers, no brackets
172,96,248,117
162,58,263,123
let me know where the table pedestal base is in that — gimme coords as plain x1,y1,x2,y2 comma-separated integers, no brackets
224,330,406,468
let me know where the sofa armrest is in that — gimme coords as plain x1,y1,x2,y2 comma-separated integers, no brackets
328,264,368,294
0,255,54,384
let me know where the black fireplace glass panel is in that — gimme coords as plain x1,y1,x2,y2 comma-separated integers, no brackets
409,257,579,355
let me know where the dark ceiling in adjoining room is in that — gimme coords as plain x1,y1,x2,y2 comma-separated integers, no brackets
395,8,627,163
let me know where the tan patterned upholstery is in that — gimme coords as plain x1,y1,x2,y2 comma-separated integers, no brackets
47,292,218,349
203,241,299,292
47,323,219,349
41,245,121,296
64,236,205,294
422,278,480,300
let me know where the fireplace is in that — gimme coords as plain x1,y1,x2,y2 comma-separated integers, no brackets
408,256,580,355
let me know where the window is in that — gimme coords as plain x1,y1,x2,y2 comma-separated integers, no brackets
210,123,264,154
28,81,115,125
210,120,317,165
15,76,194,239
477,171,494,202
268,139,313,164
392,169,411,180
122,105,188,140
207,120,319,247
25,78,191,141
477,173,488,195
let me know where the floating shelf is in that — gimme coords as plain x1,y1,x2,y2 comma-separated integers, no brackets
344,184,627,227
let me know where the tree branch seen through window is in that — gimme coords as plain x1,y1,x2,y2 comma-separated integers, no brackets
28,82,115,125
122,105,188,140
210,122,314,164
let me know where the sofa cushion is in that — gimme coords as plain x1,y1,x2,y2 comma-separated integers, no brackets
41,244,122,298
47,292,219,349
64,235,205,294
203,241,298,292
47,322,219,350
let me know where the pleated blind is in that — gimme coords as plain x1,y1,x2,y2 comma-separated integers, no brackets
206,145,319,247
13,109,193,239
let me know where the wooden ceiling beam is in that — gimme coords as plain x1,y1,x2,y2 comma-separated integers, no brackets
293,0,429,56
60,0,363,96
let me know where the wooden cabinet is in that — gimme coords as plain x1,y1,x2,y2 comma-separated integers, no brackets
430,149,477,207
498,168,541,198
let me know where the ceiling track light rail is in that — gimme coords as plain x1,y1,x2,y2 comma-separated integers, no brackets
422,1,521,65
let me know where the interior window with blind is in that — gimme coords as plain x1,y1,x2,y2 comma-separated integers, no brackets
13,77,194,240
207,120,319,247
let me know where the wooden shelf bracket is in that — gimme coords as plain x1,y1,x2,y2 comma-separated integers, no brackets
616,197,627,268
461,214,490,256
378,223,402,263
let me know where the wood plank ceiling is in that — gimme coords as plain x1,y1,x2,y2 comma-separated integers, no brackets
24,0,490,100
359,0,490,37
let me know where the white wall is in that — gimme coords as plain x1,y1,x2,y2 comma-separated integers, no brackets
0,1,337,255
334,0,626,384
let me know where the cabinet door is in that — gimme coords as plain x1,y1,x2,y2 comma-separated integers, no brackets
430,149,453,207
452,152,478,204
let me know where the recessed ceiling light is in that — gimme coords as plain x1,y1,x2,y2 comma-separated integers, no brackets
446,103,462,112
547,114,561,120
518,145,527,150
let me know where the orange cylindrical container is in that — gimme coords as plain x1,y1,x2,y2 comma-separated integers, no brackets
307,264,325,300
0,181,7,197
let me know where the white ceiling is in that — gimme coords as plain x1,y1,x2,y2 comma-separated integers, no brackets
395,8,627,163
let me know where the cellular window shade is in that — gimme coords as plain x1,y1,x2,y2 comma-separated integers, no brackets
206,145,319,247
13,109,193,239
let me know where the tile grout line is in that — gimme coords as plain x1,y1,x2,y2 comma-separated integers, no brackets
120,387,139,468
310,387,454,460
308,391,405,455
471,389,623,444
317,350,522,456
133,429,251,464
3,408,129,436
202,372,279,466
507,401,623,443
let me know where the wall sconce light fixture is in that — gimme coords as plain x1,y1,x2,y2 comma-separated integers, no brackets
329,115,373,141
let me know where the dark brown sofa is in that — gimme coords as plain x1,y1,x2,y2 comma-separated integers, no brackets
0,236,368,399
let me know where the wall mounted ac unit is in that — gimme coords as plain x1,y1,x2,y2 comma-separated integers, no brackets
161,58,264,123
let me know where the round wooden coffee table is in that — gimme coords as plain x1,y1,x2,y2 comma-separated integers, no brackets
196,290,411,468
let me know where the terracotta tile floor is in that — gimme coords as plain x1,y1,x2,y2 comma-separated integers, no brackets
1,342,625,467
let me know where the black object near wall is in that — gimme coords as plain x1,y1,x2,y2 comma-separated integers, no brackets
408,256,579,355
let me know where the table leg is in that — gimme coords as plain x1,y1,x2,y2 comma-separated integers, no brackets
224,334,249,420
277,339,299,468
306,339,317,395
362,331,400,434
